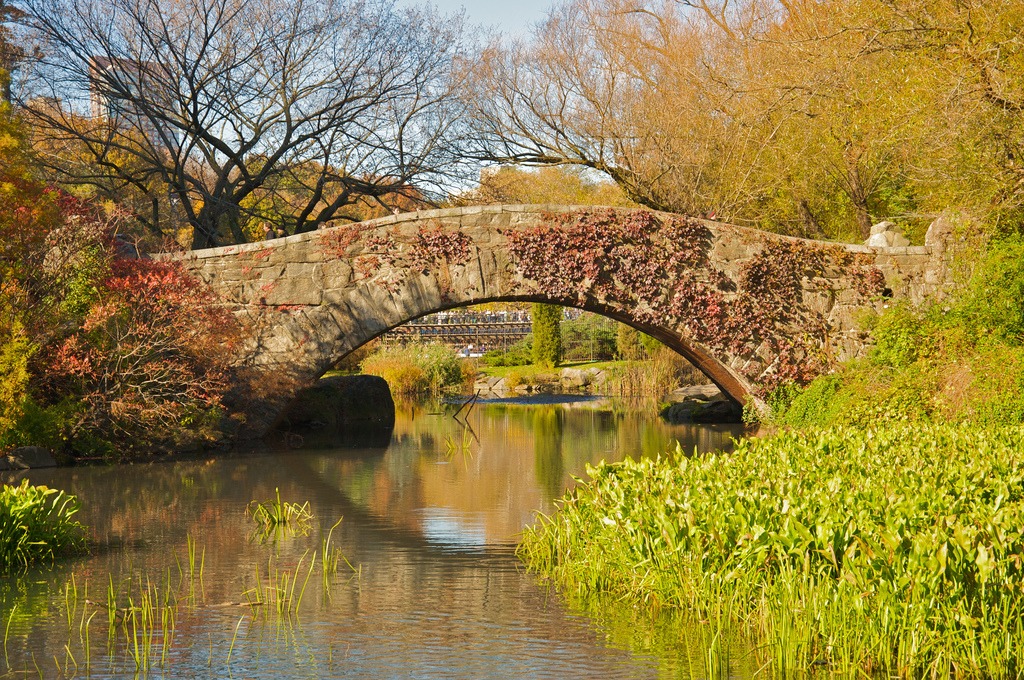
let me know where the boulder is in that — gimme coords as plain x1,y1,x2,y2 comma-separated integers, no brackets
865,222,911,248
925,215,955,249
667,384,723,401
7,446,58,469
660,396,743,424
559,367,597,390
280,375,395,430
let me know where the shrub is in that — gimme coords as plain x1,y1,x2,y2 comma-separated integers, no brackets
0,313,33,438
0,178,239,454
360,343,467,395
503,370,525,390
953,236,1024,344
39,258,239,452
772,235,1024,427
481,335,532,367
869,302,926,368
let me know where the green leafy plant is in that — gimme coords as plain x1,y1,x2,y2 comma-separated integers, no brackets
520,422,1024,677
0,480,86,572
246,488,313,539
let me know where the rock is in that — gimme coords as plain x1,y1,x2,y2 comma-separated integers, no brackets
869,221,895,236
474,375,505,394
660,402,699,423
7,446,58,469
865,232,890,248
865,222,911,249
925,215,954,249
280,375,395,430
666,384,723,402
660,396,743,424
559,367,596,390
690,399,744,423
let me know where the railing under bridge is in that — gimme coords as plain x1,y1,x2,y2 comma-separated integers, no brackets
381,310,534,354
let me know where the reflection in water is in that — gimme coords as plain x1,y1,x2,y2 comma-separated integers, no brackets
1,398,748,679
533,407,565,501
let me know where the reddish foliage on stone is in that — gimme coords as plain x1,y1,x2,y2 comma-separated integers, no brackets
411,223,471,273
508,209,856,396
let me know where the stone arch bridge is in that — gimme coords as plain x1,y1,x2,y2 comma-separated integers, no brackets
172,205,952,434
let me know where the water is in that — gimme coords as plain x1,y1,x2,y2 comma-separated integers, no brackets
1,397,746,679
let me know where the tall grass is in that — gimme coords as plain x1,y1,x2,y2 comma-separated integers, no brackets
0,480,86,572
608,348,702,397
360,342,470,395
519,423,1024,677
3,521,357,675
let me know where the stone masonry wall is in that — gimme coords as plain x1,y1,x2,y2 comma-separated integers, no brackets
169,205,952,435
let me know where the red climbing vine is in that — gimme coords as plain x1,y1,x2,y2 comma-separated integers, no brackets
410,223,471,273
508,209,884,395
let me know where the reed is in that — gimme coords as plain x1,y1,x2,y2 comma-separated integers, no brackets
243,552,318,617
247,488,313,541
520,422,1024,677
3,515,359,675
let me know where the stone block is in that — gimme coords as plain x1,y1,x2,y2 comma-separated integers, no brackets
866,232,890,248
802,290,835,316
870,221,895,236
925,215,954,248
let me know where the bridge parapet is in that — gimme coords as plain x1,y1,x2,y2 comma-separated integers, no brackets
169,205,951,434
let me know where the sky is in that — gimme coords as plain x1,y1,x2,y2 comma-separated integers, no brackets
408,0,555,37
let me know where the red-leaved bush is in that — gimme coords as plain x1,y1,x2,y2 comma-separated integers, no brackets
1,146,240,455
42,258,239,448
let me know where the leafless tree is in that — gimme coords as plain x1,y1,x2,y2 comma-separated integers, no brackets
17,0,476,248
464,0,791,221
0,1,26,101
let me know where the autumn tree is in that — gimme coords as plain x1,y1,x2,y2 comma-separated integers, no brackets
468,0,1024,240
457,165,634,207
0,95,240,455
0,2,24,102
466,0,784,223
17,0,477,248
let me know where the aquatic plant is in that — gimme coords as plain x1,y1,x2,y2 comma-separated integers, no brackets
520,423,1024,677
0,480,86,572
243,553,316,616
246,488,313,539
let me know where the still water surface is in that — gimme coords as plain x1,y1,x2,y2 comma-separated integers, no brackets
2,398,746,679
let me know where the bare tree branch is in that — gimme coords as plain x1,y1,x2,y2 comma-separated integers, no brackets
17,0,477,248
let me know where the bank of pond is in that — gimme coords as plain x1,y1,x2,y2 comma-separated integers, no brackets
3,406,1024,677
522,422,1024,677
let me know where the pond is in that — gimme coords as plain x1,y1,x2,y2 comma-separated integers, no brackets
2,397,748,679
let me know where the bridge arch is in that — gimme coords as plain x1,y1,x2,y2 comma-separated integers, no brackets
346,295,749,404
174,205,948,434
